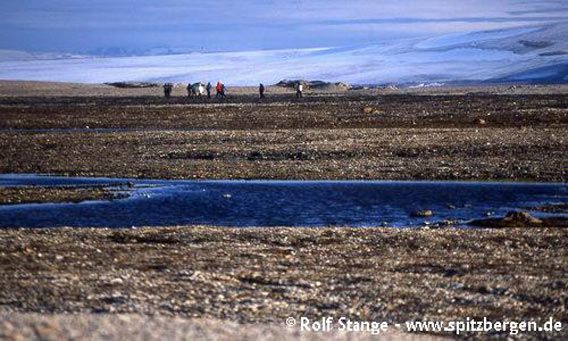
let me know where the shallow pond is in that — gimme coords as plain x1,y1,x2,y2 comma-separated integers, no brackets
0,174,566,228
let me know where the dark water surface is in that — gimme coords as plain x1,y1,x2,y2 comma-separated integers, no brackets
0,174,566,228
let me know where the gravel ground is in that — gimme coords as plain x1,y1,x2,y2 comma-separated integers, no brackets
0,227,567,339
2,92,567,131
1,82,567,339
1,82,566,182
0,313,441,340
0,185,128,205
1,127,565,181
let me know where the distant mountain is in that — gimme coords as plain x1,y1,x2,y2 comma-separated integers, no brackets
1,22,567,85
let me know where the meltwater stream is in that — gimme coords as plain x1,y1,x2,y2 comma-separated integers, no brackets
0,174,567,228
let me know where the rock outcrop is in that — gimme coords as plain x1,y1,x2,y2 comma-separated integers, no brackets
411,210,434,218
275,79,351,91
469,211,553,228
105,82,159,89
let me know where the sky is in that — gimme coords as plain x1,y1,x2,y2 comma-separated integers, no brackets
2,0,568,55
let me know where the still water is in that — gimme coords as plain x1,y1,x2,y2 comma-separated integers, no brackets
0,174,566,228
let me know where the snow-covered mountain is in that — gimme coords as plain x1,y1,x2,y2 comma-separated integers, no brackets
1,22,567,85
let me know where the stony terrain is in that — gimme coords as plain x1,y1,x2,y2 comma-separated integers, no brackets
0,185,128,205
0,82,566,182
0,313,436,340
0,227,567,339
1,82,567,339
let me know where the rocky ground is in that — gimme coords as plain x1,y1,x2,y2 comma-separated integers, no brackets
0,313,437,341
1,226,567,339
0,83,567,182
2,126,566,181
0,82,567,339
0,185,128,205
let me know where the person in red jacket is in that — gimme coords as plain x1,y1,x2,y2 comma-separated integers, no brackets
215,81,224,98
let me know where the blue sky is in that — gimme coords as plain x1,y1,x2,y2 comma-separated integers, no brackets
1,0,568,54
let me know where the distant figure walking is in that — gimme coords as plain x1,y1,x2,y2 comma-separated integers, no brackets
190,82,206,97
296,83,303,98
206,82,212,99
259,83,265,99
186,83,192,97
163,83,173,98
215,81,222,98
216,81,226,99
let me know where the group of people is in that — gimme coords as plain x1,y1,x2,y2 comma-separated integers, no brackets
164,81,227,99
163,81,305,99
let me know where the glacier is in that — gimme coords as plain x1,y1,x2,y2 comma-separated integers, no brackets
0,22,567,85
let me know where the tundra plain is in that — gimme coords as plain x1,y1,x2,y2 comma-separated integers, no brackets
0,81,567,339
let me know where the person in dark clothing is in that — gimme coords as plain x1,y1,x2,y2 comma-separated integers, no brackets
206,82,212,99
186,83,192,97
163,83,173,98
259,83,265,99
